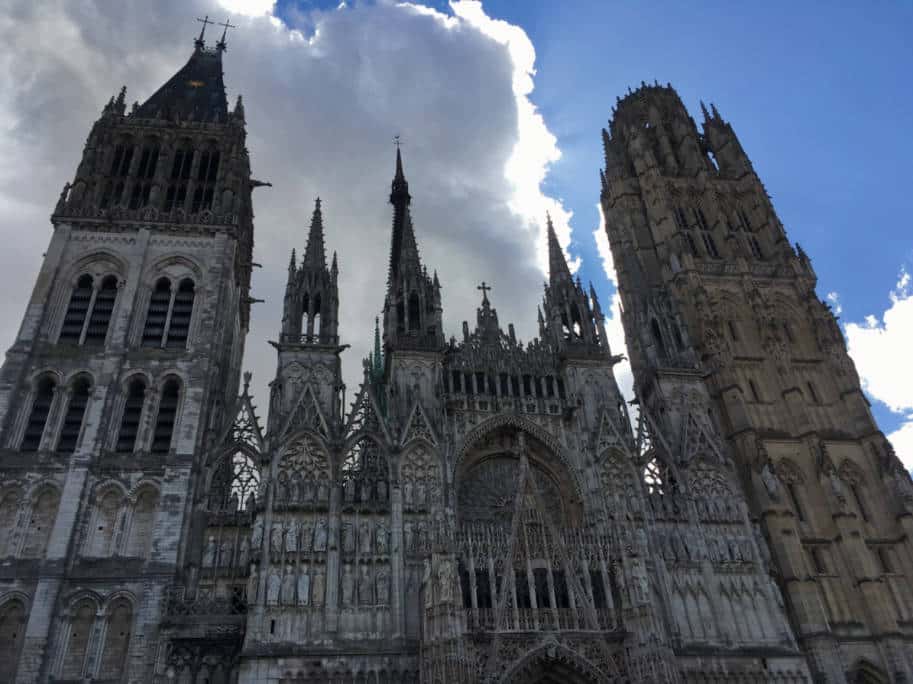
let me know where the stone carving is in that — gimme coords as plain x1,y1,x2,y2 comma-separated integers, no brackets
314,520,328,552
342,564,355,606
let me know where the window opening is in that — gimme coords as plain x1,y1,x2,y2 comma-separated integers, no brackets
651,319,667,361
165,279,194,348
57,377,91,453
59,275,94,343
142,278,171,347
116,379,146,453
21,377,56,452
151,379,180,454
83,276,117,345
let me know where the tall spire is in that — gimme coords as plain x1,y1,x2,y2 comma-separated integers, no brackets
303,198,327,269
546,213,572,283
388,144,414,284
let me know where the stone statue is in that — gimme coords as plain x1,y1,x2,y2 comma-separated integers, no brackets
342,564,355,606
286,521,299,553
359,566,373,604
270,525,283,555
761,459,781,501
312,568,325,605
267,569,281,605
376,570,389,605
422,559,434,607
342,523,355,554
282,564,296,605
314,520,328,552
376,523,388,554
297,568,310,605
203,537,216,567
251,518,264,549
238,537,250,567
404,482,414,508
359,521,372,555
404,522,414,553
437,559,454,602
301,521,314,552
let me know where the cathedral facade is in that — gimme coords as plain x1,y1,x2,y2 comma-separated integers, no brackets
0,31,910,684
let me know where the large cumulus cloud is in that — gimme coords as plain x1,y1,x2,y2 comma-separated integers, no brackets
0,0,589,415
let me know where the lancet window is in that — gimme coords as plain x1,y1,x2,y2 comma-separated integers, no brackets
128,139,159,209
97,600,132,679
341,437,389,506
191,142,220,213
59,273,119,346
21,375,56,452
208,450,261,512
150,378,180,454
56,375,92,454
142,277,196,349
60,600,96,679
164,139,193,212
116,378,146,453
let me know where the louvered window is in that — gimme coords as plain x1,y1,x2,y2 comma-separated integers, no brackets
59,275,94,343
165,279,194,348
191,147,220,212
142,278,172,347
57,377,91,454
116,379,146,453
128,142,160,209
163,143,193,212
83,276,117,345
151,379,180,454
21,377,55,452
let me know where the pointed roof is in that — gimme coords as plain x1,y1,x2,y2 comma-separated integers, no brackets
388,147,421,284
546,213,572,283
134,45,228,122
303,198,327,269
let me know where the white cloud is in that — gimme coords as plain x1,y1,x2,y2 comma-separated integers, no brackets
845,268,913,468
826,291,842,315
217,0,276,16
592,205,633,402
0,0,574,421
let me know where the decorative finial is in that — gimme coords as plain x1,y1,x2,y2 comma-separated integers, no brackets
216,18,236,51
195,15,213,48
243,371,252,393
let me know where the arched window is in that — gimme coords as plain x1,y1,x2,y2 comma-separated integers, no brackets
0,489,22,557
21,376,56,452
142,278,195,349
164,140,192,212
142,278,171,347
57,376,91,454
98,600,132,679
86,490,123,557
59,275,93,343
126,489,158,558
60,600,95,679
191,144,220,213
151,379,180,454
0,599,27,682
311,294,322,339
128,140,159,210
83,276,118,345
165,279,194,348
21,488,59,559
116,379,146,453
570,303,584,338
408,292,421,332
209,451,260,512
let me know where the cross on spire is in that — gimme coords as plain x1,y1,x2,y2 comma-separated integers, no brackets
393,134,403,150
477,281,492,305
195,15,213,48
216,19,236,51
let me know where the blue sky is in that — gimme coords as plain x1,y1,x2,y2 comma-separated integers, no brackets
270,0,913,440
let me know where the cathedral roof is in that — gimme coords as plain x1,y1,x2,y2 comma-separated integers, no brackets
134,45,228,122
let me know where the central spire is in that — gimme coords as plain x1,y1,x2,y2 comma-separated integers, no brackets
546,213,572,283
303,198,327,268
388,145,415,284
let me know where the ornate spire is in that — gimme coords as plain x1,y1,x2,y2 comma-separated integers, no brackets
388,144,417,284
195,15,213,49
216,18,236,51
546,213,572,283
303,198,327,269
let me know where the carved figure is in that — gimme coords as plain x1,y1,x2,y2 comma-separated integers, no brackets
342,564,355,606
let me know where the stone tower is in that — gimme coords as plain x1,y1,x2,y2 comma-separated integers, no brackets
0,26,255,682
600,83,913,682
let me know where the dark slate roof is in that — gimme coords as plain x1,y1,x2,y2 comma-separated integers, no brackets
134,47,228,122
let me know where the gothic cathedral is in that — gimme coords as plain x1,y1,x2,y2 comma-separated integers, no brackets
0,31,910,684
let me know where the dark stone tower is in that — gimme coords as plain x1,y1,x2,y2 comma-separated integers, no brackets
600,83,913,682
0,26,257,681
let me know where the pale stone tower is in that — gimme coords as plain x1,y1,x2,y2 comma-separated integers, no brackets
600,82,913,682
0,24,255,682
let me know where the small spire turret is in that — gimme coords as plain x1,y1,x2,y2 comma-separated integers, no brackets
303,198,327,269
